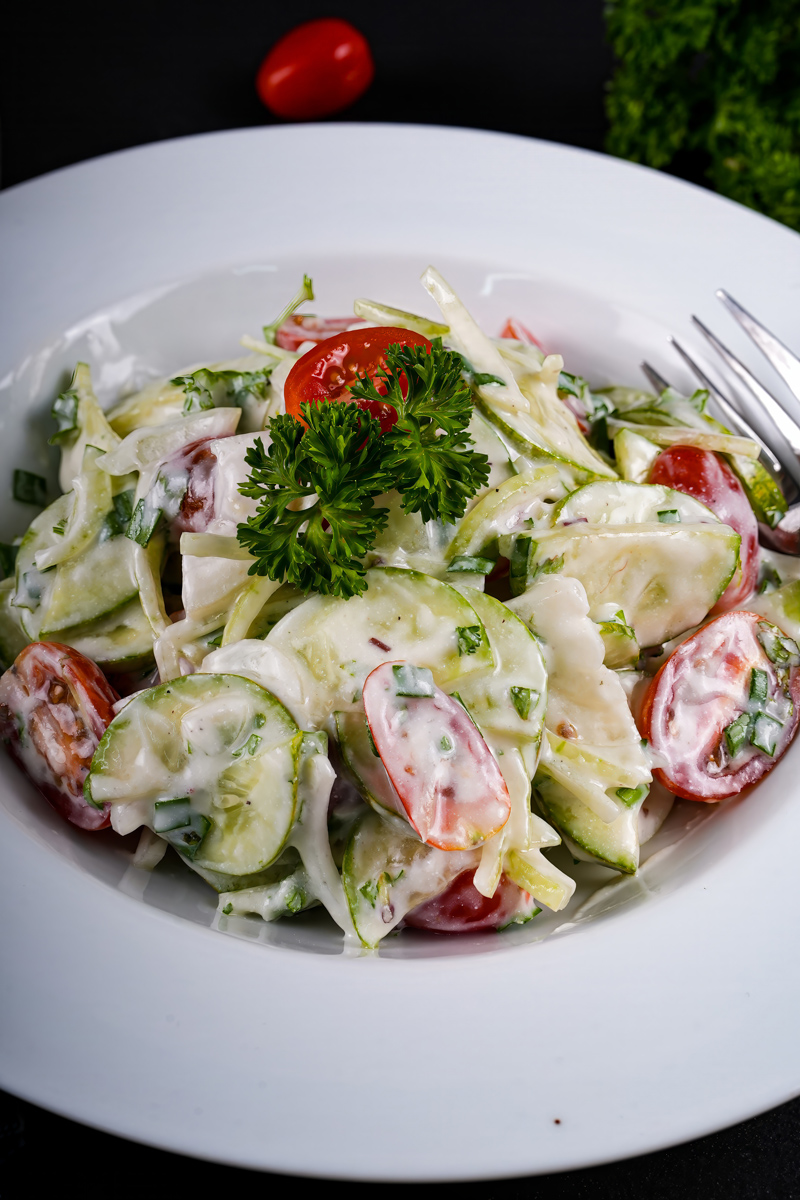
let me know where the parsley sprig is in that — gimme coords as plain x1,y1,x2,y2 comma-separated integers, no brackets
350,340,489,524
237,339,489,598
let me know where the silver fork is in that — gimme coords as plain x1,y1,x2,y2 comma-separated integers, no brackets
641,292,800,535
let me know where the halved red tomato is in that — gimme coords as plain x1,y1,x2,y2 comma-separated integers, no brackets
0,643,118,829
405,870,536,933
649,445,758,608
641,611,800,801
284,326,433,433
362,661,511,850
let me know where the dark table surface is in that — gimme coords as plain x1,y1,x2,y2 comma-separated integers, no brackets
2,2,800,1195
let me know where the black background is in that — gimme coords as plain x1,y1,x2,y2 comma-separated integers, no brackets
2,2,799,1195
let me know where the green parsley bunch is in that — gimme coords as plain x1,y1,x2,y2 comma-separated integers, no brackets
605,0,800,231
237,340,490,598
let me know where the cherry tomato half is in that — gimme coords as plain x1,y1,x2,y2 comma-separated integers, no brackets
405,870,535,933
284,326,433,433
256,19,374,121
649,445,758,609
362,661,511,850
641,611,800,802
0,643,118,829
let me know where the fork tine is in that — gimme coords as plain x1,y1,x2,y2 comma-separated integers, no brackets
691,314,800,459
668,337,790,481
640,361,670,394
717,290,800,407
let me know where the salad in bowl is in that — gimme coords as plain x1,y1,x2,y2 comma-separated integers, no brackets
1,266,798,950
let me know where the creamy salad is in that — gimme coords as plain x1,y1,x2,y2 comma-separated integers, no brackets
1,266,798,948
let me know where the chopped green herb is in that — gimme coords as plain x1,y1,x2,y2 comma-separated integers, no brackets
758,563,782,595
126,499,162,547
52,518,67,537
392,663,435,697
285,888,306,914
222,902,233,916
49,389,80,444
510,686,533,721
13,470,47,506
724,711,751,757
439,734,453,752
152,798,210,861
456,625,483,656
447,554,496,574
472,372,506,387
657,509,680,523
616,783,649,807
232,733,262,758
359,879,379,907
749,668,769,704
752,712,782,757
254,713,266,728
758,623,800,667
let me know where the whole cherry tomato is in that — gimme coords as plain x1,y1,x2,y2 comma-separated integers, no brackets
405,870,536,933
649,445,759,609
256,19,374,121
0,642,118,829
641,611,800,802
284,326,433,433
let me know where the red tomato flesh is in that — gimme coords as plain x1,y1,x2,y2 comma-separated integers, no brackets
0,643,118,829
284,326,432,433
405,870,535,933
649,445,758,609
500,317,543,350
642,611,800,801
362,661,511,850
256,19,374,121
275,314,356,353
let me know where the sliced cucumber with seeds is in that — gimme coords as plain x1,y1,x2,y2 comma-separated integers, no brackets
334,710,403,818
446,467,564,562
534,774,643,874
266,567,493,727
88,673,304,877
513,524,740,648
342,808,478,947
14,493,145,638
64,597,155,669
552,480,718,527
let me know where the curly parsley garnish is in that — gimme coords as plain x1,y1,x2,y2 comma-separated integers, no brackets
237,339,490,598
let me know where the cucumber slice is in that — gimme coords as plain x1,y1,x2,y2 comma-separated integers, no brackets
334,710,403,818
613,428,660,484
594,608,639,669
56,362,120,492
727,454,787,528
88,673,303,876
342,808,478,947
265,567,494,728
749,580,800,642
14,492,145,638
534,774,641,874
41,533,144,635
352,298,449,338
449,587,547,777
512,523,740,647
552,480,717,527
0,578,29,668
64,597,155,669
446,467,564,561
